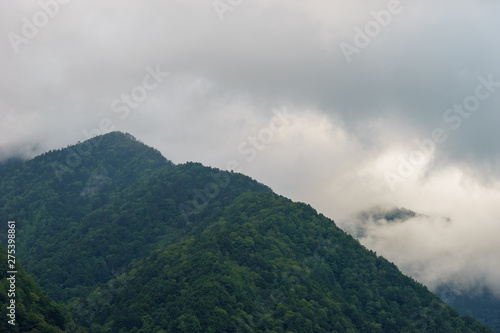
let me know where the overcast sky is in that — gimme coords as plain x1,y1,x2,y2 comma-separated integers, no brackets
1,0,500,297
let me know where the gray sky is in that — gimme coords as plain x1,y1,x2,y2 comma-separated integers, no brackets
1,0,500,296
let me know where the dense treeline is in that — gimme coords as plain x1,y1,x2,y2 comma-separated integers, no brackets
0,132,173,301
0,132,270,301
438,286,500,332
0,246,82,332
78,192,492,332
0,132,494,332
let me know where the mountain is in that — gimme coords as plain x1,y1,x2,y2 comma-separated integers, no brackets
0,245,82,332
345,207,420,239
73,192,492,333
1,132,270,302
0,131,494,332
437,286,500,332
352,207,500,332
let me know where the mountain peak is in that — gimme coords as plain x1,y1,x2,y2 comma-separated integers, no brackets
39,131,171,183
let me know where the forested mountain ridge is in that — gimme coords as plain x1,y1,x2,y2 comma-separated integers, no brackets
0,132,271,301
0,132,494,332
76,192,493,332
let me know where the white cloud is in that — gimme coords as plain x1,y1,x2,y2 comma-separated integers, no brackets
1,0,499,295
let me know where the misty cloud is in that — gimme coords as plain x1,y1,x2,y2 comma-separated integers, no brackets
1,0,499,297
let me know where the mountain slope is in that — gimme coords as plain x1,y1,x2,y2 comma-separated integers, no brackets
0,132,271,301
437,286,500,332
77,192,492,332
0,131,494,332
0,245,82,332
353,207,500,332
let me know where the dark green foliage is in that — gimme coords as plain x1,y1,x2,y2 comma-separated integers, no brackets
438,286,500,332
0,132,270,301
81,192,492,332
357,206,418,224
0,132,494,332
0,245,82,332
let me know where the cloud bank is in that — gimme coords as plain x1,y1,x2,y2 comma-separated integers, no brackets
1,0,499,295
